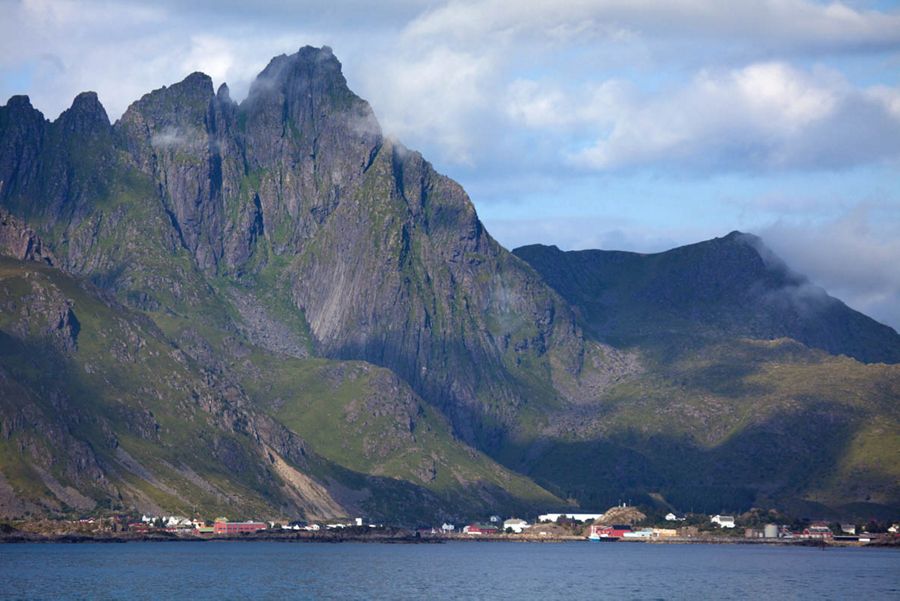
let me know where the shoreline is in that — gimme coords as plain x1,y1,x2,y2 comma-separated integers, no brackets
1,531,896,547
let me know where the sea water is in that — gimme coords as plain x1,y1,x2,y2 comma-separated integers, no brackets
1,541,898,600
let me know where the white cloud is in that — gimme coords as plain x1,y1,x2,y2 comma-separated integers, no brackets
504,79,627,130
404,0,900,55
758,205,900,331
548,63,900,171
359,46,496,164
182,35,235,84
150,127,187,149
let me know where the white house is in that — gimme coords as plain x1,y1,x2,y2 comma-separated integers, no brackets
665,513,686,522
711,515,736,528
538,513,604,523
503,518,530,533
622,529,653,539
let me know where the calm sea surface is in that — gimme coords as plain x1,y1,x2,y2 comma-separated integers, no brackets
1,541,898,600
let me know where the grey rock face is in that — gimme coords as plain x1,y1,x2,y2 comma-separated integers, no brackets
115,72,226,270
239,46,383,251
0,209,54,264
0,96,46,215
106,47,589,443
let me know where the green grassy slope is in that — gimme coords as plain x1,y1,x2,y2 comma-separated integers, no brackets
243,358,562,517
512,240,900,518
0,258,297,518
0,257,562,522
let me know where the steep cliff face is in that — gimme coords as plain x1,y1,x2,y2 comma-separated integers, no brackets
0,91,115,229
115,73,227,271
109,46,382,274
0,47,595,449
286,138,593,444
240,47,383,255
0,96,46,214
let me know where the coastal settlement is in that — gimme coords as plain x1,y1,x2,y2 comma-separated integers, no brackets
3,504,897,546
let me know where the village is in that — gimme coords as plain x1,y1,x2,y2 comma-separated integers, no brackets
7,504,896,547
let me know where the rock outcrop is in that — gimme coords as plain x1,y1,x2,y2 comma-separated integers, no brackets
0,209,54,264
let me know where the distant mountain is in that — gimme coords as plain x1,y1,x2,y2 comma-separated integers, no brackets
512,235,899,517
514,232,900,364
0,47,897,523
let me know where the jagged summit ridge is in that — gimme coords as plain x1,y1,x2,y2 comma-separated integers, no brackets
0,45,592,448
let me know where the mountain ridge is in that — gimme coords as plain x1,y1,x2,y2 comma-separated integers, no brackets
514,231,900,364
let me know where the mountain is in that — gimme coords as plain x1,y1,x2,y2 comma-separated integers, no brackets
513,233,900,364
0,47,580,522
0,216,560,522
512,237,900,518
0,46,897,522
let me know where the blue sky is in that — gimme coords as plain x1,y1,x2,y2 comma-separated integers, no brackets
2,0,899,330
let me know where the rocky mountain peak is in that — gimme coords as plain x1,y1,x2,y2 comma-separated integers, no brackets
216,82,232,104
118,71,214,133
178,71,215,96
1,95,44,128
5,95,37,112
248,46,343,97
243,45,380,139
56,91,110,134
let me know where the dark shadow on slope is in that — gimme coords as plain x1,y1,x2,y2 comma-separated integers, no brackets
506,402,884,517
513,238,900,365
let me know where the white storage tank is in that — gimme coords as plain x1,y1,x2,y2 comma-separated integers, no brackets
764,524,778,538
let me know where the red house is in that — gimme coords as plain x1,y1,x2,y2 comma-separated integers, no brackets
213,518,267,535
591,525,632,538
463,524,498,535
127,522,149,533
